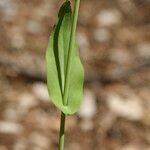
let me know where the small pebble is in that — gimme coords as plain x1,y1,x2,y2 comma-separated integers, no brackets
29,132,50,149
77,32,89,50
121,144,147,150
18,93,38,110
107,91,143,121
78,89,97,119
10,27,25,49
32,82,50,102
0,0,18,21
4,107,19,121
78,89,97,131
26,20,42,34
118,0,136,14
80,119,94,131
0,121,23,134
67,143,81,150
109,48,130,65
97,9,122,26
93,28,111,42
137,43,150,59
14,138,26,150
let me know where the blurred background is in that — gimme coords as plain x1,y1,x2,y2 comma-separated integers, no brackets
0,0,150,149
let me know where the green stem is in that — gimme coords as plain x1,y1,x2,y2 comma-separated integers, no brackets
59,0,80,150
64,0,81,105
59,112,66,150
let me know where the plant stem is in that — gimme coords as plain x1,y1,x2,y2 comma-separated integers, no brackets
59,112,66,150
59,0,80,150
64,0,81,105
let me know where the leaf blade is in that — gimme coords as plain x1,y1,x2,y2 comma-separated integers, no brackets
46,1,84,115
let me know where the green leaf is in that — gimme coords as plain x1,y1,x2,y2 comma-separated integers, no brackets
46,1,84,115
